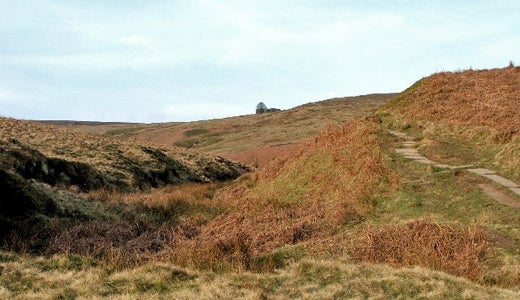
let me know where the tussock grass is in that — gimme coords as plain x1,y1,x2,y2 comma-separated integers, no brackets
1,251,518,299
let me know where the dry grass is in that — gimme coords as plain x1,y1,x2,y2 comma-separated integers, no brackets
64,93,394,164
387,66,520,135
381,66,520,182
4,70,520,297
226,142,303,167
1,251,519,299
0,117,249,191
168,118,399,271
43,183,226,268
350,218,490,280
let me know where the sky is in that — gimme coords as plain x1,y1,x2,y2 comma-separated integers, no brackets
0,0,519,123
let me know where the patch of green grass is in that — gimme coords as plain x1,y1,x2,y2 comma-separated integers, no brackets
419,130,497,167
252,246,305,272
183,128,210,137
55,288,79,300
173,139,198,148
105,126,145,136
32,254,99,272
0,251,19,262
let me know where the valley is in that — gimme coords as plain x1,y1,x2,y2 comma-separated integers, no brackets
1,67,520,299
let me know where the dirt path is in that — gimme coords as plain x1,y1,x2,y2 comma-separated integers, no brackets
389,130,520,207
477,184,520,208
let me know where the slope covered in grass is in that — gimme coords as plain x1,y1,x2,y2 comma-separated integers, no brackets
0,117,249,192
2,69,520,297
167,118,398,271
380,66,520,181
0,117,249,257
61,93,394,166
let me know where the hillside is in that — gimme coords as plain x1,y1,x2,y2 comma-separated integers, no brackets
63,93,395,166
0,117,249,192
2,71,520,298
380,66,520,182
0,117,249,255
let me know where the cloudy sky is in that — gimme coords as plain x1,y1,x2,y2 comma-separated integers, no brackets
0,0,519,122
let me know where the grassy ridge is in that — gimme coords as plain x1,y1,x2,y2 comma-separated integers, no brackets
379,66,520,182
0,117,250,191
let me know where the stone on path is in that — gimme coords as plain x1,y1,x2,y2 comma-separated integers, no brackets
482,174,519,188
415,159,434,165
468,168,496,175
435,164,451,169
388,130,412,140
396,148,420,154
511,188,520,196
402,142,417,148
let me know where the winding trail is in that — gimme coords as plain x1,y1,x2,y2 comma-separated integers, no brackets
388,130,520,206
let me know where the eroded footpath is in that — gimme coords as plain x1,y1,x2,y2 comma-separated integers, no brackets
389,130,520,206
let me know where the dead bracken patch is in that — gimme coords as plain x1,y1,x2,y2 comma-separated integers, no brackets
350,217,490,280
390,67,520,136
169,118,399,271
382,66,520,182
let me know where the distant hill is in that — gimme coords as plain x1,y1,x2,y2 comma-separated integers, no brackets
37,120,143,126
61,93,396,166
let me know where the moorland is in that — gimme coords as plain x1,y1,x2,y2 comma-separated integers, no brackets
1,66,519,299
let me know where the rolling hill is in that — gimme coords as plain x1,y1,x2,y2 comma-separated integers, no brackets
1,68,520,299
62,93,395,166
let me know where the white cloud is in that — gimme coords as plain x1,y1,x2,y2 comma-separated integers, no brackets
1,0,519,121
0,86,40,104
120,35,154,49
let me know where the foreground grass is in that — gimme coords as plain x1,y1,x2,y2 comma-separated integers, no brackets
1,252,518,299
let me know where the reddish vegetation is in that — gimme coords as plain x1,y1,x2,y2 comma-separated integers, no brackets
350,218,490,280
391,66,520,138
170,118,398,270
226,143,304,167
